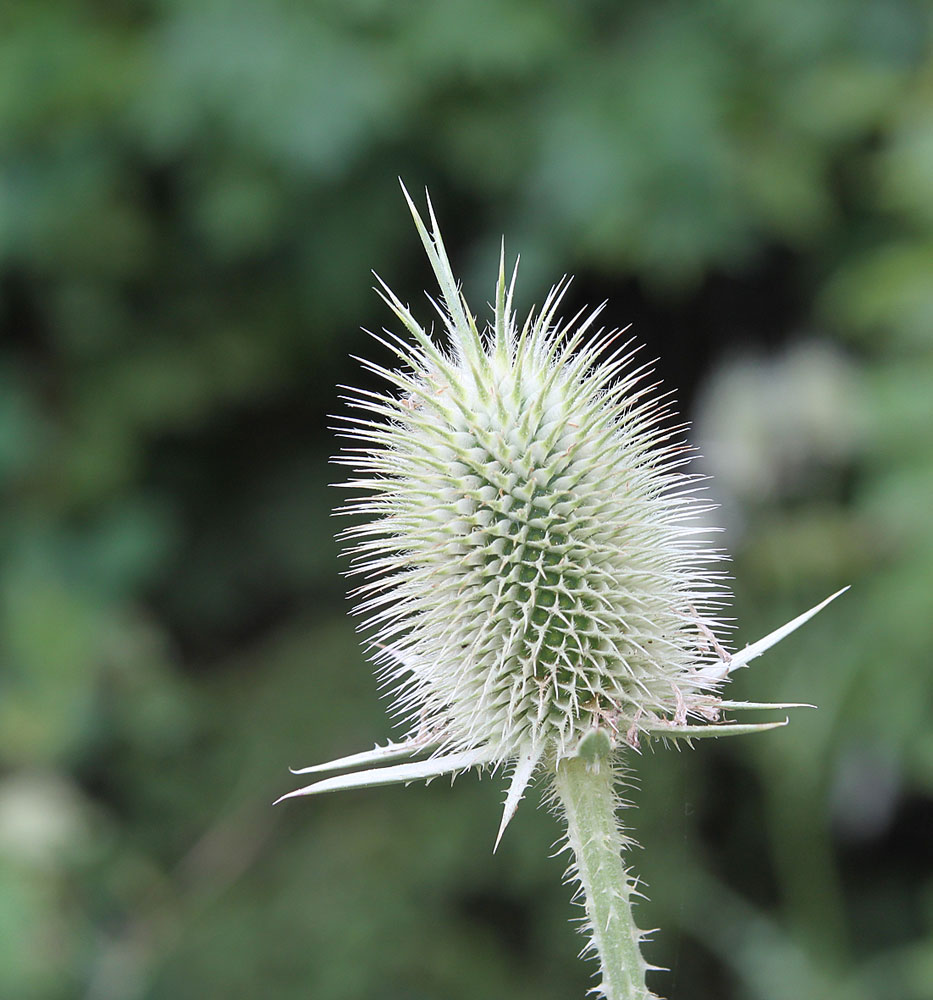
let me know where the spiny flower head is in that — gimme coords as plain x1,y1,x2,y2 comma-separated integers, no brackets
343,208,725,764
278,186,844,845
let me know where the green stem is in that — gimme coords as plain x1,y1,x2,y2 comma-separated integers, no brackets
553,756,653,1000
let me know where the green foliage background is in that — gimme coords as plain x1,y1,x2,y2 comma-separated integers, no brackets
1,1,932,997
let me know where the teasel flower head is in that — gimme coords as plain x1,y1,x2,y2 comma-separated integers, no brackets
277,185,845,851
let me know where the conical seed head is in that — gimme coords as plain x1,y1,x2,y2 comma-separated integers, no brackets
340,196,728,764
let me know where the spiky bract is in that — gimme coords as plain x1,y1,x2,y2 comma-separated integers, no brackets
339,192,726,768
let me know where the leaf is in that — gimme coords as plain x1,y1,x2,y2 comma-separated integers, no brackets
493,744,543,853
698,587,849,682
716,701,816,711
288,739,437,776
644,719,789,741
274,747,493,804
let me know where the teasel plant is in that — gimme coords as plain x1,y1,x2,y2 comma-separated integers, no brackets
276,184,847,1000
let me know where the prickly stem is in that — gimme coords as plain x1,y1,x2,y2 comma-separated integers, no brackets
553,757,655,1000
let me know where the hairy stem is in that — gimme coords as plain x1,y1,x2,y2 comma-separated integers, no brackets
554,756,654,1000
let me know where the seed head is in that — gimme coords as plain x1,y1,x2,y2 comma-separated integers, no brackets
343,215,724,759
278,185,845,843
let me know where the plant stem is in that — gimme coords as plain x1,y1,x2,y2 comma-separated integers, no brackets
554,756,653,1000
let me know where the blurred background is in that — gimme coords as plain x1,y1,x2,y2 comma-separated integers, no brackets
1,1,932,998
